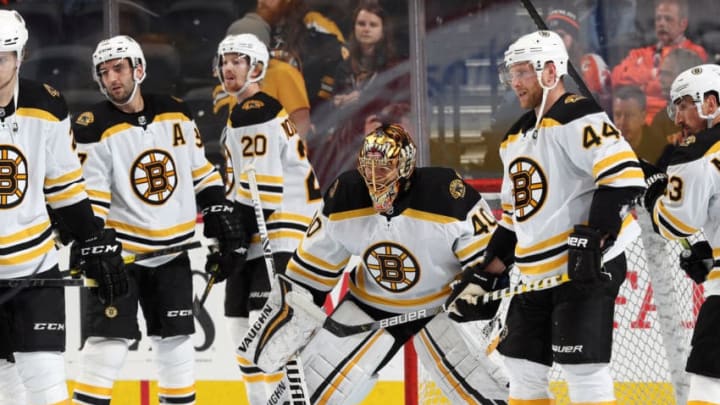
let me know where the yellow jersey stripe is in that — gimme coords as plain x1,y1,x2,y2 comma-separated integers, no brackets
0,239,55,265
45,182,85,204
101,122,134,141
348,281,451,307
0,221,51,244
593,151,637,178
297,243,349,271
455,234,492,260
17,107,60,122
44,168,83,187
328,207,376,221
286,261,338,288
516,255,568,276
106,219,196,238
657,200,698,235
403,208,458,224
153,112,190,123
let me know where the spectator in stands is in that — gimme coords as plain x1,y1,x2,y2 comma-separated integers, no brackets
314,0,408,189
611,0,707,125
219,12,312,139
226,0,347,114
546,6,612,111
613,85,665,163
650,47,704,169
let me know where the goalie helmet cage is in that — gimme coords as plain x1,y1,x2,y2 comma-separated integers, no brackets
406,179,701,405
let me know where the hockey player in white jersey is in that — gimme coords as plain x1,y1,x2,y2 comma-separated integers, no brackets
447,31,646,404
0,10,129,405
70,35,243,405
215,33,323,404
641,64,720,404
236,123,510,404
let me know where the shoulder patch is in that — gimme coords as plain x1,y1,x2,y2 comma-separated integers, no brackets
241,99,265,110
75,111,94,126
43,83,60,98
449,178,466,199
564,94,586,104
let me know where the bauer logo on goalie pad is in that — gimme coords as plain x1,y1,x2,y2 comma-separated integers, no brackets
379,309,427,328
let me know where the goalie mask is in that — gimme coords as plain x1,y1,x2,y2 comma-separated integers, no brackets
358,124,416,213
215,33,269,96
668,64,720,127
0,10,28,65
92,35,146,105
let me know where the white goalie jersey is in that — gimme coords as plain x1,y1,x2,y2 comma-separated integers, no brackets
0,80,89,278
72,94,223,264
499,93,645,282
651,126,720,296
285,168,498,314
223,91,321,259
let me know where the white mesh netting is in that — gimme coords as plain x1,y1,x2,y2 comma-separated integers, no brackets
416,210,704,404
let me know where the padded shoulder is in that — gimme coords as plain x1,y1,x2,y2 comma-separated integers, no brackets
71,101,118,143
405,167,481,220
17,79,68,120
321,170,373,216
230,92,284,128
669,126,720,165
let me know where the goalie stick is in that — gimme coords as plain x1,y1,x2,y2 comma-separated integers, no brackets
245,163,312,405
288,272,571,338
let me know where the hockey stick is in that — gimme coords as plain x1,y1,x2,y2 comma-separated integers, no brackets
518,0,596,102
245,163,312,405
288,272,571,338
0,277,99,288
58,240,207,278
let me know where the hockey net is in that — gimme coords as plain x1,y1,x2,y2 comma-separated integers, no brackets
410,180,704,405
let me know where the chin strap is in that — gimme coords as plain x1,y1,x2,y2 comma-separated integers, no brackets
531,73,560,139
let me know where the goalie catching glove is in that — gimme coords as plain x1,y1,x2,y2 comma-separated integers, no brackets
202,202,247,282
73,228,128,304
680,241,714,284
444,260,508,322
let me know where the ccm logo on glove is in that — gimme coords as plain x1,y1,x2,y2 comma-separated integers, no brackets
81,245,121,255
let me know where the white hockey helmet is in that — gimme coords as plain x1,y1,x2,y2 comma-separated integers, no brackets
0,10,28,64
215,34,269,95
92,35,146,87
501,30,568,85
358,124,416,213
668,64,720,124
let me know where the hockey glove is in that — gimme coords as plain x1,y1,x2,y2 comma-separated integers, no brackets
638,159,668,212
445,262,509,322
202,202,247,282
567,225,610,283
75,229,128,304
679,241,714,284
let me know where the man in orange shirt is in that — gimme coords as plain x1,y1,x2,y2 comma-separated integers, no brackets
611,0,706,124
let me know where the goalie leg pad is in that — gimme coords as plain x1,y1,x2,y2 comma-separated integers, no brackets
73,337,131,402
560,362,614,403
300,299,395,404
504,356,552,401
151,335,196,404
414,313,509,403
0,359,26,405
687,373,720,403
236,281,322,373
14,351,69,404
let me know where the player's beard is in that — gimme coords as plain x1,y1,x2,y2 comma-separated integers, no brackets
108,81,135,105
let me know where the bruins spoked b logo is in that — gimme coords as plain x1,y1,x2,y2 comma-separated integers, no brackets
0,145,28,208
508,157,547,222
363,242,419,292
131,149,177,205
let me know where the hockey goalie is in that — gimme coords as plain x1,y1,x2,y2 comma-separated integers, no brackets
236,124,510,404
